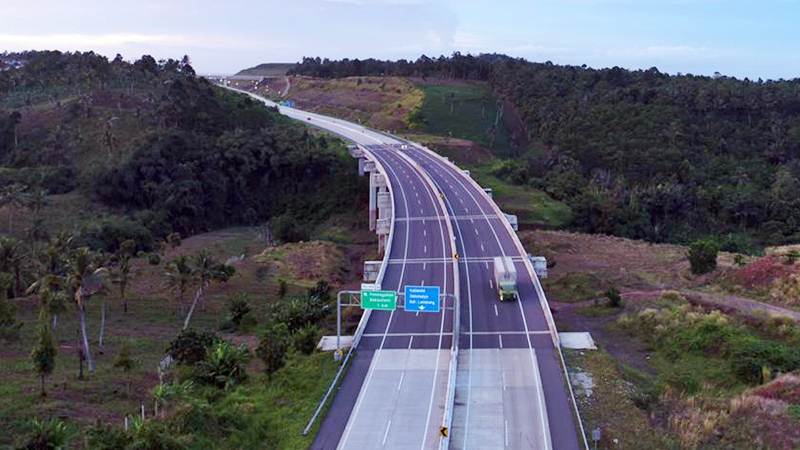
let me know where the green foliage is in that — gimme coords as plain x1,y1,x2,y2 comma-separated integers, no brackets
789,404,800,421
113,341,137,373
293,324,320,355
220,294,255,332
194,341,251,390
167,330,220,366
267,295,331,333
19,418,74,450
618,305,800,391
0,272,21,340
271,213,309,243
79,216,154,254
605,286,623,308
30,317,56,396
277,278,287,299
86,422,133,450
256,323,290,376
688,238,719,275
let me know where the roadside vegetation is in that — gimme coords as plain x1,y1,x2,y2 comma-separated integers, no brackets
0,51,373,449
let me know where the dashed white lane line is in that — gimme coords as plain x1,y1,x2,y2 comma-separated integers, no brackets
480,243,485,252
490,279,494,289
408,336,414,349
499,334,504,348
502,371,507,391
424,245,427,253
504,420,509,448
494,304,499,316
382,420,392,446
397,373,405,391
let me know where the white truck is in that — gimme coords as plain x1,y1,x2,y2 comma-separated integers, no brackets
493,256,518,301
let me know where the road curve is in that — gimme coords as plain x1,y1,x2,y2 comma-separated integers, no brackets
223,85,586,450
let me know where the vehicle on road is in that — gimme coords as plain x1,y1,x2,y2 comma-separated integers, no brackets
493,256,518,301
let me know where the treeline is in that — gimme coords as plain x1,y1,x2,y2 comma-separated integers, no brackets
292,53,800,248
1,50,364,249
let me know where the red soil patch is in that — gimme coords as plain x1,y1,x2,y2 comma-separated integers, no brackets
732,255,800,289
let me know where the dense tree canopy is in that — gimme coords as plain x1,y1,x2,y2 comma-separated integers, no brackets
291,54,800,248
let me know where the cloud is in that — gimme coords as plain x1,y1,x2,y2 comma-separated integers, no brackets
0,33,282,52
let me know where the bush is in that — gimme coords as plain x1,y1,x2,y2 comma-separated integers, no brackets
268,295,331,333
86,423,132,450
728,337,800,384
605,286,623,308
271,213,309,243
688,238,719,275
220,294,255,332
167,330,220,365
256,323,290,376
293,324,320,355
19,418,74,450
194,341,251,390
80,215,154,253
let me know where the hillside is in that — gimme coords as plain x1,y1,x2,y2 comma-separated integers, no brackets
289,54,800,250
0,51,371,448
235,63,294,77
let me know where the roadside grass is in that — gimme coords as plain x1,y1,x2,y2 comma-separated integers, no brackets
468,165,573,228
576,303,623,318
565,350,675,449
192,352,339,450
413,83,513,154
543,272,606,303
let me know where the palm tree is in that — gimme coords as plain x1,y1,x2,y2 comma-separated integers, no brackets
27,273,67,330
65,247,107,376
112,240,136,314
164,255,193,317
182,252,234,330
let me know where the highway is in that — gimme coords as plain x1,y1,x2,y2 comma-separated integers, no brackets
224,85,585,450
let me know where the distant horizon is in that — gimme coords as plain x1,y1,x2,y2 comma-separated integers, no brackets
2,0,798,80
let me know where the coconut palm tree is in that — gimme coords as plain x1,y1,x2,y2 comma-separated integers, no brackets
164,255,193,317
65,247,107,376
182,252,234,330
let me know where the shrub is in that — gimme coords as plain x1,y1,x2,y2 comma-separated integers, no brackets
80,215,154,253
268,295,330,333
605,286,623,308
220,294,255,332
277,278,287,298
271,213,309,243
19,418,74,450
86,423,132,450
256,323,290,376
293,324,320,355
194,341,251,390
688,238,719,275
167,330,220,365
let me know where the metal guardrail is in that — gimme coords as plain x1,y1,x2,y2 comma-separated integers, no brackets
406,140,590,450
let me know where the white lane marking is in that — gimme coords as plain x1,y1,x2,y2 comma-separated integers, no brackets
480,243,485,252
420,166,475,449
499,334,504,348
385,149,452,450
494,304,499,316
474,228,479,236
485,262,489,270
424,245,427,253
398,373,405,391
423,262,426,271
502,371,507,391
504,420,509,448
408,336,414,349
412,148,553,450
490,279,494,289
382,420,392,445
339,148,412,449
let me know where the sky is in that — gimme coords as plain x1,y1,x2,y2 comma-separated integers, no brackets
1,0,799,79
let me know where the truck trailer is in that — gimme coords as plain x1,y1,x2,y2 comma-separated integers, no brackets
493,256,518,301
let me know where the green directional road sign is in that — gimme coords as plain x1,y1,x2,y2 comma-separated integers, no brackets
361,290,397,311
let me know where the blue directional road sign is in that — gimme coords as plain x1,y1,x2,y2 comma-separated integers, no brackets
404,285,441,313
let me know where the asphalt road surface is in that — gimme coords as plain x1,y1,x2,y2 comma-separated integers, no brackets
224,85,584,450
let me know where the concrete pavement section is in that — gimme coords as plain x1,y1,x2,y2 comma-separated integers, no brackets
452,349,550,450
339,349,451,450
